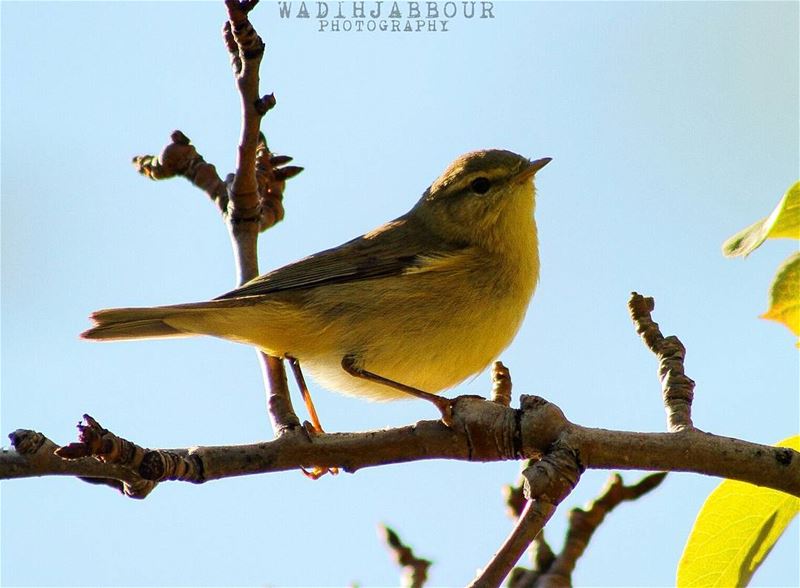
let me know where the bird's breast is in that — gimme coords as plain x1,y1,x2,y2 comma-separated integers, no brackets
299,242,539,400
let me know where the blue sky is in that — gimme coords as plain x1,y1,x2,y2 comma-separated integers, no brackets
2,1,798,586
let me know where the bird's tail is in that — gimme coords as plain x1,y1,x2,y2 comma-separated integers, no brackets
81,300,244,342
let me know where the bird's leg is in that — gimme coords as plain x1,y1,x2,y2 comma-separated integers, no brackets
286,356,338,479
341,355,453,425
287,356,325,433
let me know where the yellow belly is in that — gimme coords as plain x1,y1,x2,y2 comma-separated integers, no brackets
167,248,538,400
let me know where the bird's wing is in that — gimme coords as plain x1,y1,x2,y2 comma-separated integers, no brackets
215,215,466,300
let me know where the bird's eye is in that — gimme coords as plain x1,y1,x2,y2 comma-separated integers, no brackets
470,177,492,194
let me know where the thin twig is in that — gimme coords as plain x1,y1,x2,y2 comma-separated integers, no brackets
52,415,206,498
629,292,695,431
127,3,304,435
503,477,528,519
222,0,266,281
260,353,301,433
132,130,229,213
491,361,512,406
222,0,301,435
509,473,666,587
546,473,666,583
380,524,432,588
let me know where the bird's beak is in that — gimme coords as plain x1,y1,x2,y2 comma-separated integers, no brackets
515,157,552,182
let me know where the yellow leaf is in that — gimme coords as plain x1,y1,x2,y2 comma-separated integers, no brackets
676,436,800,587
723,181,800,257
760,252,800,345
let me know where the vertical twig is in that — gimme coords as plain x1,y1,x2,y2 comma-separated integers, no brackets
222,0,300,434
628,292,695,431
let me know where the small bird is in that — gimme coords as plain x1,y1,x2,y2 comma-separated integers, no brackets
82,149,550,401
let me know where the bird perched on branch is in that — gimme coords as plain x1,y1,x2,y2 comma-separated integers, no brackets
83,149,550,404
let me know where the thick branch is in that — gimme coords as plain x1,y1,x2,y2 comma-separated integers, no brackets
567,425,797,493
4,397,798,497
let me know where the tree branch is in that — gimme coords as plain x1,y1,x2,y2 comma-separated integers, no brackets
3,3,797,585
129,1,305,436
380,524,432,588
132,130,229,213
629,292,694,431
222,0,302,436
507,473,667,587
470,442,582,587
4,395,797,496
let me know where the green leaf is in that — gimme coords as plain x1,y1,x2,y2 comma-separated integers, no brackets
722,181,800,257
761,252,800,345
676,436,800,587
